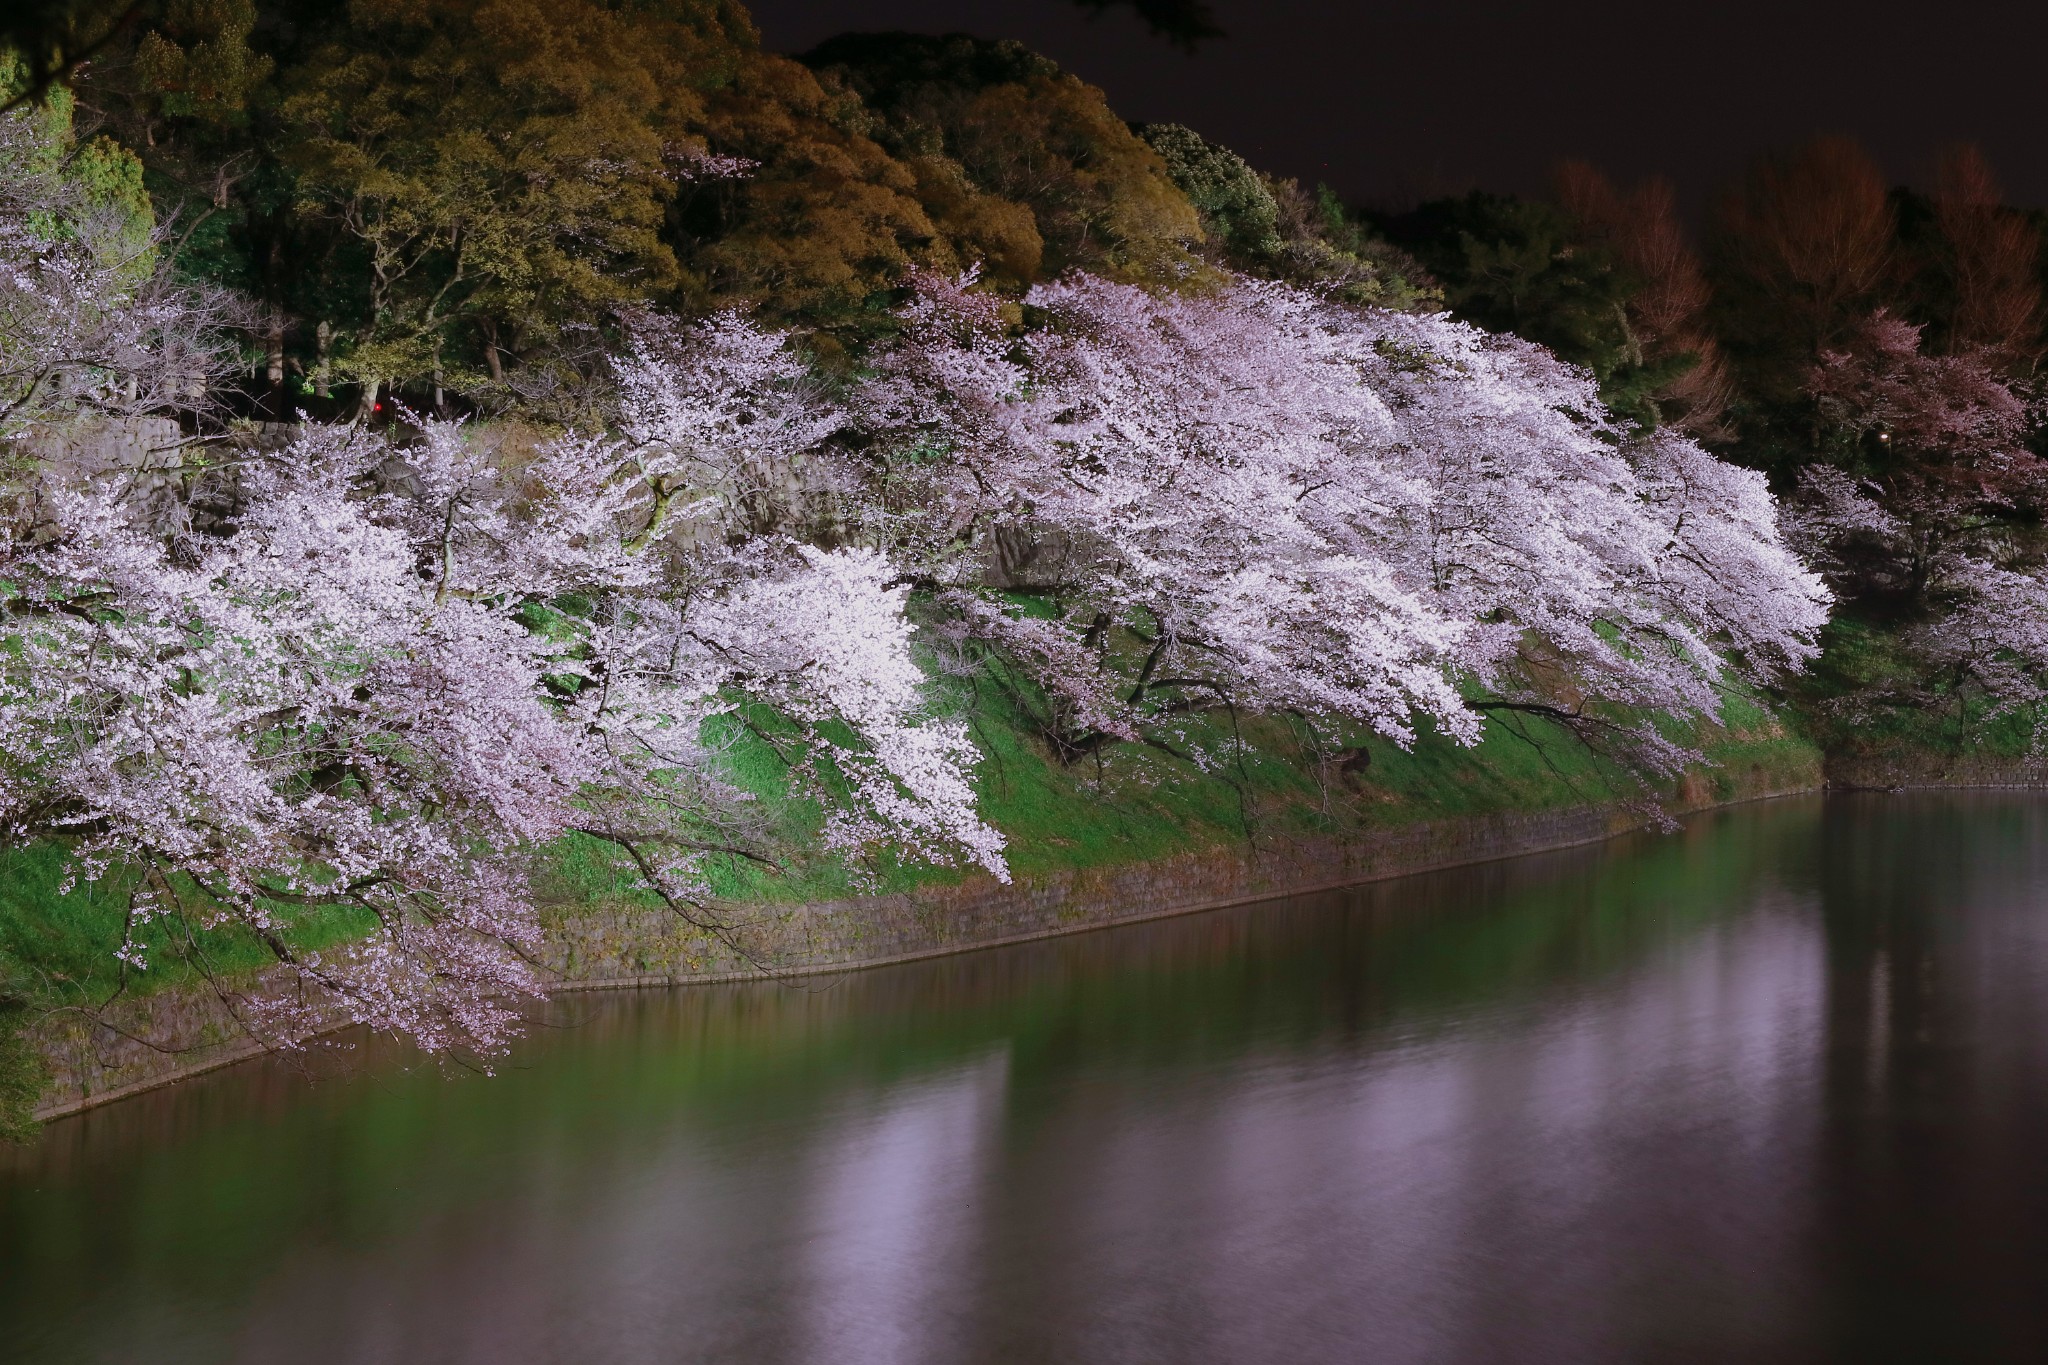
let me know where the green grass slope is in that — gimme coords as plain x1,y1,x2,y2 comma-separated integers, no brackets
0,679,1819,1135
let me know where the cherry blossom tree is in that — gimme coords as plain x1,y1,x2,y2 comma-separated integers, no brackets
1357,307,1825,746
1795,310,2044,602
0,104,238,443
861,271,1829,777
1908,562,2048,731
1783,312,2048,742
0,134,1835,1068
1806,311,2032,465
1782,464,1912,599
608,310,846,540
0,316,1003,1058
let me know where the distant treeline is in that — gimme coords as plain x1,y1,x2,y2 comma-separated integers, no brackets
19,2,1408,423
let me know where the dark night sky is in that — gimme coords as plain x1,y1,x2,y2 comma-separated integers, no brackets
749,1,2048,214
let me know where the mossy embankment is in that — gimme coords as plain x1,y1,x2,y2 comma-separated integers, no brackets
531,674,1820,915
3,681,1820,1131
1794,615,2048,789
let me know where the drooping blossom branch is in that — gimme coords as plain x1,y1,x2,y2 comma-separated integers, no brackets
860,271,1830,777
0,316,1004,1058
0,107,240,443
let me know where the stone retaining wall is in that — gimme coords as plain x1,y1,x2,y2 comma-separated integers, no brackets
1826,752,2048,790
29,788,1812,1121
538,803,1645,988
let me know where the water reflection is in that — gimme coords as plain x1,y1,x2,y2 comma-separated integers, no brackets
1809,796,2048,1363
793,1055,1007,1363
8,795,2048,1361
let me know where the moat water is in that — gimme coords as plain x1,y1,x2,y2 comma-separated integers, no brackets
8,793,2048,1362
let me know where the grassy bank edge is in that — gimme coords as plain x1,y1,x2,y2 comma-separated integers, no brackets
20,708,1826,1127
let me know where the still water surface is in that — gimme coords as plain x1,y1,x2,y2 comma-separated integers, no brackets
8,794,2048,1362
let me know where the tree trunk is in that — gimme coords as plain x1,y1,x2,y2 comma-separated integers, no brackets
265,311,286,414
480,318,504,384
261,223,288,417
314,321,332,399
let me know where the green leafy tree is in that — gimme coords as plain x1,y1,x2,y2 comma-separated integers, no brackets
1140,122,1429,309
1383,191,1688,428
2,51,155,264
0,0,143,114
803,33,1202,285
73,0,288,404
676,47,961,329
1556,162,1734,438
1138,121,1280,259
127,0,272,130
274,0,747,409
